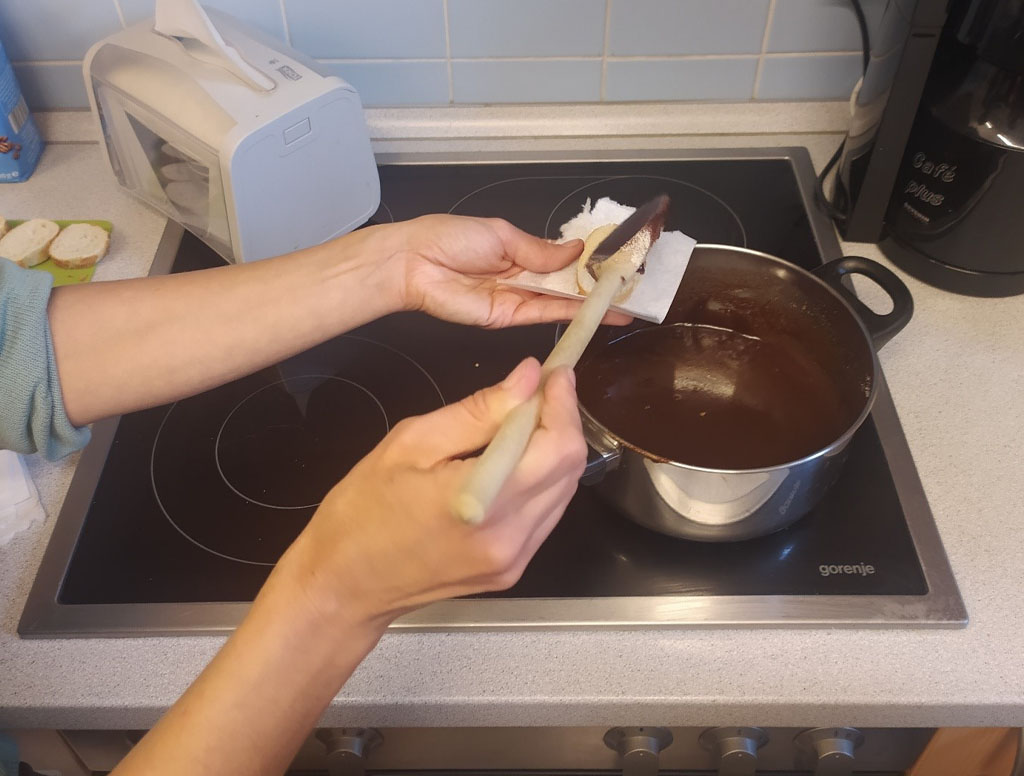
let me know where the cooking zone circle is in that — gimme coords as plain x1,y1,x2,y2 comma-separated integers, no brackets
447,175,747,247
373,199,395,223
544,176,747,246
150,335,445,565
214,376,389,510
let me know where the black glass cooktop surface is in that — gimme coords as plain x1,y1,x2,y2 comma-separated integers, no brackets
22,151,966,633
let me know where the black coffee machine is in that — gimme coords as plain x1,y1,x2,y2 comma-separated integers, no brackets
830,0,1024,297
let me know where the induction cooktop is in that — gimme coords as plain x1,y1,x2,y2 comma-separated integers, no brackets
20,149,966,635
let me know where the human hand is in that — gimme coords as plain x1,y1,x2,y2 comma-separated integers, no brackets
377,214,632,328
275,357,586,631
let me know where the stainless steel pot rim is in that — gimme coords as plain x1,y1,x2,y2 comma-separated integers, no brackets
575,243,883,476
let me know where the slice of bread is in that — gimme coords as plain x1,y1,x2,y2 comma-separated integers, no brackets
161,142,189,160
576,223,640,304
0,216,7,239
48,223,110,269
0,218,60,268
165,180,207,214
160,162,202,182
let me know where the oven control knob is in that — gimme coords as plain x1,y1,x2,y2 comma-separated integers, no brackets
795,727,864,776
316,728,382,776
603,727,673,776
699,727,768,776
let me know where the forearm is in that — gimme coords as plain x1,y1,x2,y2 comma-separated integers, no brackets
49,225,406,426
111,540,386,776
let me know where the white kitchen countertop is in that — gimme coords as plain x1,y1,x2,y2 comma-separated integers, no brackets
1,105,1023,730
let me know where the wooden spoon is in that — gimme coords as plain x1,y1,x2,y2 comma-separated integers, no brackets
453,195,670,524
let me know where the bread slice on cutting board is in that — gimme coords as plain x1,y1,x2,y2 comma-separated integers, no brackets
576,223,642,304
0,218,60,268
48,223,110,269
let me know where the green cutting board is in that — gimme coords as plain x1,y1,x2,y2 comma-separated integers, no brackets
6,219,113,286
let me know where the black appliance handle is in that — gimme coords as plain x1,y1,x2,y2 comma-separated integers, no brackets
814,256,914,350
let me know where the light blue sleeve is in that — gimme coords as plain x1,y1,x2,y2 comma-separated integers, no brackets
0,260,91,460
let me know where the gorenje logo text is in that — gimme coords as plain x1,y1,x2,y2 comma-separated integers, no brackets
819,563,876,577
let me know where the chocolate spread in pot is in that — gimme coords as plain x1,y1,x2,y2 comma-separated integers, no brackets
576,323,856,470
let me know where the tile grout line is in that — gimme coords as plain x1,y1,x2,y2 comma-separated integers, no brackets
112,0,128,28
762,50,864,58
443,0,454,104
610,53,759,61
312,52,861,66
278,0,293,46
600,0,611,101
9,52,866,69
11,59,83,66
753,0,778,100
454,55,604,62
318,58,449,64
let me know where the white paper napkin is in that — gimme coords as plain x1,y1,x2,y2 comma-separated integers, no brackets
500,197,696,324
0,450,46,545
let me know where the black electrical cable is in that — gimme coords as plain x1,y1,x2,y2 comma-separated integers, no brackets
815,130,849,221
849,0,871,73
815,0,871,224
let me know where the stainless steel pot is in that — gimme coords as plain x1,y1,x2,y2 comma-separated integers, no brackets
573,245,914,542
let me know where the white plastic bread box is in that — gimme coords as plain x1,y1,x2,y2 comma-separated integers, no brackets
84,0,380,263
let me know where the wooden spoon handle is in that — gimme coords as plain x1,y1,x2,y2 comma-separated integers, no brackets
452,268,627,524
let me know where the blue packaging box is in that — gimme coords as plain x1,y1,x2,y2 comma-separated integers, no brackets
0,40,44,183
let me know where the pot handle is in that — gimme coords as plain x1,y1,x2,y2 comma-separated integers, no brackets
813,256,914,350
579,411,622,486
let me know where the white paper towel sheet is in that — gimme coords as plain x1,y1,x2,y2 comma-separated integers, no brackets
0,450,46,545
500,197,696,324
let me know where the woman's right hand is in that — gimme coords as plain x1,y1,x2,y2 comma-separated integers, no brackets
272,357,587,634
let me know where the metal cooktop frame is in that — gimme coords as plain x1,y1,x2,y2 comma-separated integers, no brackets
19,148,967,636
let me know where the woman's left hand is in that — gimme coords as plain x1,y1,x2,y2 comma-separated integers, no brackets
377,214,632,328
